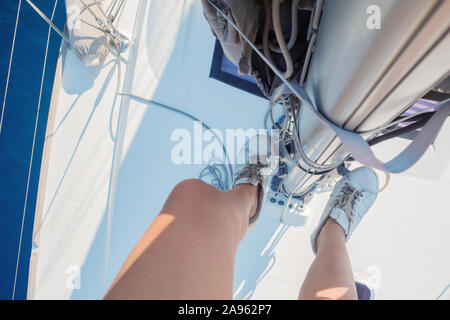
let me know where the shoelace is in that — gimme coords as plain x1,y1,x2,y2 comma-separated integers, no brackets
233,158,270,187
331,182,364,225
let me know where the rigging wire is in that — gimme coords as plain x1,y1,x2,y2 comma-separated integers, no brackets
1,0,23,135
109,0,126,24
24,0,70,43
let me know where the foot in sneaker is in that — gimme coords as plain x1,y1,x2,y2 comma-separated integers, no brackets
311,167,379,254
232,134,279,229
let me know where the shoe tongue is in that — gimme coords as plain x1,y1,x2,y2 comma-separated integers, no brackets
329,207,350,236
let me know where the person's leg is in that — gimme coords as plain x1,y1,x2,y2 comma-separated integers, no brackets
104,179,258,300
298,218,357,300
299,166,379,300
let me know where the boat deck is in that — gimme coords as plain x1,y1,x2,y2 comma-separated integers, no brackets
30,0,450,299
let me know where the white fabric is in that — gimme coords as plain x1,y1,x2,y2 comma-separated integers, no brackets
65,0,109,66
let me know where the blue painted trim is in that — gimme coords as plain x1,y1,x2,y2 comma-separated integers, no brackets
209,40,267,99
0,0,66,300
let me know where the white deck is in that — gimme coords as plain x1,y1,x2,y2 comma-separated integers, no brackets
30,0,450,300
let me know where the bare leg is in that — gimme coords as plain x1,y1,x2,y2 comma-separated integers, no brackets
104,179,257,300
299,219,357,300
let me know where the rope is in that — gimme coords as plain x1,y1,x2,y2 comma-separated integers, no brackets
118,93,234,189
24,0,70,43
272,0,294,78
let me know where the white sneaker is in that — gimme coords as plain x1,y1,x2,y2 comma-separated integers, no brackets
311,167,379,254
233,134,279,229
